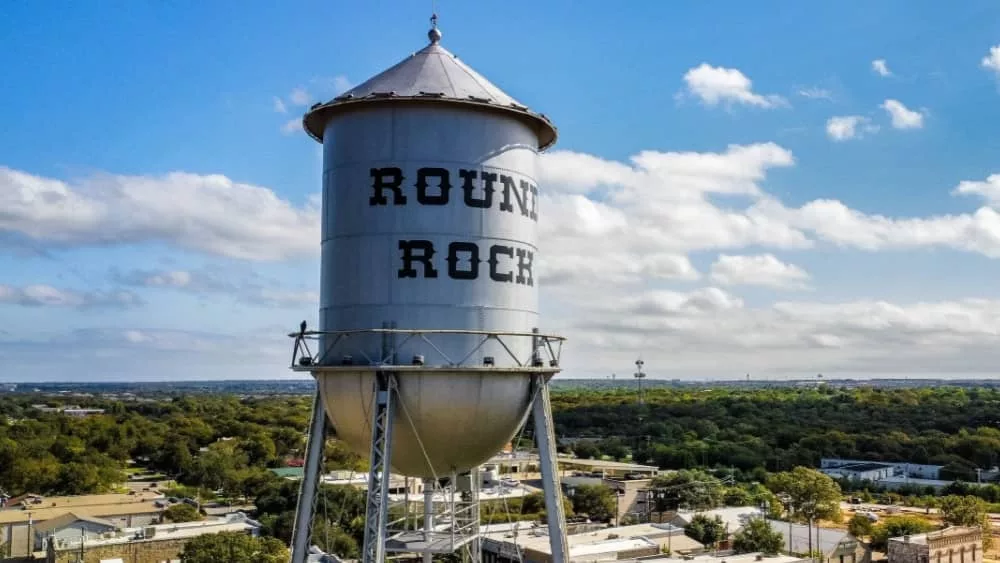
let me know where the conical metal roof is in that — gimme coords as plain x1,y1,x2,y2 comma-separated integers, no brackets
303,23,557,150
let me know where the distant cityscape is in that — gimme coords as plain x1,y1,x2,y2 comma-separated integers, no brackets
5,378,1000,397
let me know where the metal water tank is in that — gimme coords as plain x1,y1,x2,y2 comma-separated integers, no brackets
302,25,558,479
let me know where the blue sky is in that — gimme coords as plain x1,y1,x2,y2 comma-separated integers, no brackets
4,1,1000,380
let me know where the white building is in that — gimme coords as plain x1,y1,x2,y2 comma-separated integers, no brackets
668,506,765,538
820,458,944,481
33,513,118,552
481,522,704,563
642,554,809,563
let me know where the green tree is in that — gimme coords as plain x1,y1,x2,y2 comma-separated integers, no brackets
724,487,753,506
684,514,726,547
768,467,842,523
179,531,288,563
164,503,203,523
847,513,874,539
573,441,601,460
570,484,617,522
870,516,935,551
313,521,361,558
733,517,784,555
650,469,725,512
940,495,985,526
940,495,992,549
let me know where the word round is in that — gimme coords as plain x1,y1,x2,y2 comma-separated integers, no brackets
366,166,538,285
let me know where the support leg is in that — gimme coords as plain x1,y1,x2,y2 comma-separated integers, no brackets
361,371,396,563
423,479,434,563
531,372,569,563
290,387,328,563
467,467,482,563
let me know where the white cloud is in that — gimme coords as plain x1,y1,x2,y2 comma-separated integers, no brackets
112,267,318,308
826,115,879,141
981,46,1000,75
953,174,1000,207
123,330,152,343
10,142,1000,377
272,97,287,114
0,284,141,308
880,99,924,129
118,270,193,288
681,64,787,108
288,87,312,106
281,118,302,135
0,327,295,381
709,254,810,289
0,166,319,261
253,289,320,306
872,59,892,77
759,196,1000,258
559,288,1000,377
330,75,353,94
532,145,1000,376
798,87,833,100
537,142,806,290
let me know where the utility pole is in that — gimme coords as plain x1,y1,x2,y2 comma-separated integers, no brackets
634,359,646,405
808,517,813,562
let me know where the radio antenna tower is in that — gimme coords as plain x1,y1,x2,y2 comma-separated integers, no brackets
634,358,646,404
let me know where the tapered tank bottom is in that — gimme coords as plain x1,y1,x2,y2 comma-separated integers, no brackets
318,370,534,478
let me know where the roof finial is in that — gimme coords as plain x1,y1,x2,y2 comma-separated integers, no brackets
428,13,442,44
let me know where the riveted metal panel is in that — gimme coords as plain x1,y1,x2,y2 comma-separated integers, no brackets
314,76,552,479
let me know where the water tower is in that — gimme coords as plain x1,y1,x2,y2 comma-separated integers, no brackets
288,17,568,563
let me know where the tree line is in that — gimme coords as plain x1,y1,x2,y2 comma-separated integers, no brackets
552,386,1000,482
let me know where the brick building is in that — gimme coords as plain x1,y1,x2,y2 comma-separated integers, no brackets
888,527,982,563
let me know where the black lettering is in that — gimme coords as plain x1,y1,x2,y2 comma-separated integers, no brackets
398,240,438,278
447,242,480,280
528,183,538,221
498,176,514,212
488,245,514,282
499,175,531,217
370,168,406,206
460,170,495,209
515,248,533,286
416,167,451,205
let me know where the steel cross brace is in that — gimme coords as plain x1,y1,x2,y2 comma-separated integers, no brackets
361,369,396,563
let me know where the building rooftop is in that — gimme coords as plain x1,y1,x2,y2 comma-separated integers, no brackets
889,526,982,546
33,512,117,534
269,467,305,479
555,457,660,473
837,462,894,472
50,513,261,550
767,520,856,556
4,491,162,511
673,507,764,533
571,537,658,558
878,477,965,487
640,553,808,563
0,493,165,526
496,523,704,557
